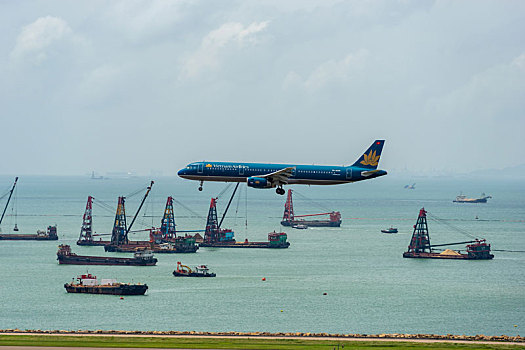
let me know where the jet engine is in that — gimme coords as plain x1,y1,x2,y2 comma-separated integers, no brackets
247,177,271,188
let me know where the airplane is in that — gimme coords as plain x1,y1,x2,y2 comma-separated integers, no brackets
178,140,387,195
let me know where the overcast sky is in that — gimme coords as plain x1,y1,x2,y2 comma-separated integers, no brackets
0,0,524,176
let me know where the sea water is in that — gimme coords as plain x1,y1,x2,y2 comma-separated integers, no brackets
0,175,523,336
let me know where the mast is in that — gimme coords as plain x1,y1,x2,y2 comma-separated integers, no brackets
0,177,18,226
160,196,176,240
282,189,294,222
407,208,431,253
78,196,94,243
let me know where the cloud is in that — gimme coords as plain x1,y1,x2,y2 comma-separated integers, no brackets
10,16,73,63
107,0,188,42
283,49,370,91
181,21,269,79
512,52,525,71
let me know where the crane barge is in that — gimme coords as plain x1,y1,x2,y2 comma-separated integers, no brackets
199,184,289,248
0,177,58,240
403,208,494,260
280,189,341,228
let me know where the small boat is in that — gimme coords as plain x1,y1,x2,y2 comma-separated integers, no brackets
172,261,216,277
381,227,398,234
64,273,148,295
292,224,308,229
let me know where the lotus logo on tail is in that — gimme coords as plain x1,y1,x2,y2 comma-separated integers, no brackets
360,150,380,166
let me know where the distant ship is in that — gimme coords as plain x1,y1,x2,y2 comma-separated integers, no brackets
381,227,398,234
453,193,492,203
404,183,416,189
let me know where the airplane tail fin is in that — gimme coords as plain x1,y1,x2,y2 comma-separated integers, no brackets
351,140,385,169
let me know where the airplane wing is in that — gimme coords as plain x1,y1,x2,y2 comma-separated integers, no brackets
257,167,295,185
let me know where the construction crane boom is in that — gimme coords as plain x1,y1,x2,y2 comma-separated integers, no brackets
0,177,18,226
294,212,334,218
429,240,479,248
218,183,239,228
126,181,154,236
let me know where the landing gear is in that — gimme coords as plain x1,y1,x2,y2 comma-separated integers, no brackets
276,187,285,195
198,181,203,192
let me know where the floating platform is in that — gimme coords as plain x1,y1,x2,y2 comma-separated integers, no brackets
64,274,147,295
403,249,493,260
57,244,157,266
0,226,58,240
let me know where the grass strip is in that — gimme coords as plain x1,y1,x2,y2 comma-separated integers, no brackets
0,335,523,349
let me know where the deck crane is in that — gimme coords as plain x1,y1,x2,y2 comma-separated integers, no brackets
110,181,154,246
0,177,18,229
203,183,239,244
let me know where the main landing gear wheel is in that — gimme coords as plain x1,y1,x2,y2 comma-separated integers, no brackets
276,187,285,195
198,181,203,191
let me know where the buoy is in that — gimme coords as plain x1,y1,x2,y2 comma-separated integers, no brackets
120,297,124,300
515,325,518,327
323,292,327,295
280,310,283,312
262,277,266,281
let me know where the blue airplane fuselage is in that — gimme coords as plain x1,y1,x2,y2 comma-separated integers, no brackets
178,140,387,192
178,161,387,185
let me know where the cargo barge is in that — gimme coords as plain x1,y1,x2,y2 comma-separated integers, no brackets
64,274,148,295
403,208,494,260
280,190,341,227
57,244,157,266
77,239,110,246
453,193,492,203
104,235,198,253
173,261,216,277
0,226,58,240
200,231,290,248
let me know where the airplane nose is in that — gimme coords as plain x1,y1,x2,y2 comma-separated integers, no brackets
177,168,187,176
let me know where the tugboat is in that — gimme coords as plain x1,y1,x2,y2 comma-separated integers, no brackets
57,244,157,266
64,274,148,295
453,193,492,203
172,261,216,277
381,227,398,234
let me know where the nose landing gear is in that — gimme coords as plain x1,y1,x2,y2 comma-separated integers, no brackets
276,187,285,195
198,181,203,192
